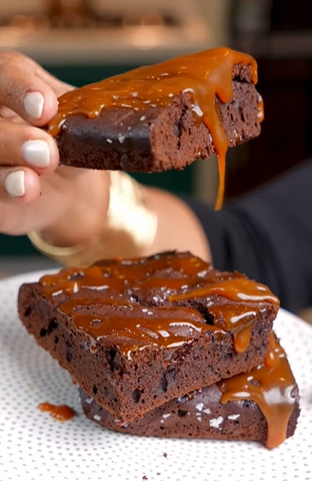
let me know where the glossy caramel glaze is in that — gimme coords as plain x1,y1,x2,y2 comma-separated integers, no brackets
219,333,297,449
39,252,278,357
38,402,76,421
168,277,278,353
48,48,260,209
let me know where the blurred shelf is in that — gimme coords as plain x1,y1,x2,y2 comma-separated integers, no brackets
0,17,212,65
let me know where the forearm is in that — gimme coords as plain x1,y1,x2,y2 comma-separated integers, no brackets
39,169,110,247
143,187,211,261
32,171,211,265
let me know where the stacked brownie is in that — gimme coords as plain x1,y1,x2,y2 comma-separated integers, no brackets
18,251,300,449
79,335,299,449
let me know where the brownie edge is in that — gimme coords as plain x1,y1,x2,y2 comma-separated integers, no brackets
56,74,261,172
79,384,300,445
79,335,300,448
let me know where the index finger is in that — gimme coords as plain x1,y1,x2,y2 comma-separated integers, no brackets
0,51,59,126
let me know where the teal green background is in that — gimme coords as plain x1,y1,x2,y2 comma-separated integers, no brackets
0,63,194,256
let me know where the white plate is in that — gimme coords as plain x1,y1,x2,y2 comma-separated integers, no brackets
0,271,312,481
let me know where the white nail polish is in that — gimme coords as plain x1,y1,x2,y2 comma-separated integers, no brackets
24,92,44,120
4,171,25,198
22,140,50,168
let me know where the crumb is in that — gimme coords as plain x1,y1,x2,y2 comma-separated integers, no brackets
163,452,167,458
142,476,148,480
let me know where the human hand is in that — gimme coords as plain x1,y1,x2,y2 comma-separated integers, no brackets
0,51,109,246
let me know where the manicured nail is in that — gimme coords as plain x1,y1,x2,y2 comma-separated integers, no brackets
22,140,50,168
24,92,44,120
4,171,25,198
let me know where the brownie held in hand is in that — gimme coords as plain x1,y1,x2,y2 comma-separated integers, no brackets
18,251,279,423
47,47,262,209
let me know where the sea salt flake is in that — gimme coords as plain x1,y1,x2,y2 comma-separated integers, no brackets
209,416,223,429
202,408,211,415
227,414,240,420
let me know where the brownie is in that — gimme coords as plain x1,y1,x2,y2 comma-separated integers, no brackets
80,336,300,449
18,251,279,423
47,49,262,172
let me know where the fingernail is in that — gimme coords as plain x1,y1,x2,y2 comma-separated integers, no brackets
22,140,50,168
24,92,44,120
4,171,25,198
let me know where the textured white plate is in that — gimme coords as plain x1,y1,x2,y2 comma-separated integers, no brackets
0,271,312,481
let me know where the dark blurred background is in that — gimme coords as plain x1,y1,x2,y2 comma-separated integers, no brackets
228,0,312,199
0,0,311,266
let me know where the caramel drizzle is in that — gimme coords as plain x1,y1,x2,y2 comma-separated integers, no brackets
61,299,220,357
39,253,278,356
257,94,265,123
47,47,261,210
38,402,76,421
208,304,258,354
168,278,279,353
219,333,297,449
167,278,279,304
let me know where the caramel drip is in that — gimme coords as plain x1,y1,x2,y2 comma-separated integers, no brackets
208,304,259,353
38,402,76,421
47,47,260,210
168,277,278,354
258,94,265,123
215,151,226,211
219,334,297,449
38,253,278,355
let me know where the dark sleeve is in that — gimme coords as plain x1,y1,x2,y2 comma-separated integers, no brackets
183,159,312,313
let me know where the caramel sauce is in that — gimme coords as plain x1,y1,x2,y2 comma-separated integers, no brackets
48,48,261,210
38,402,76,421
219,333,297,449
38,253,278,356
61,298,221,357
208,304,258,354
168,278,279,353
257,94,265,123
167,278,279,304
